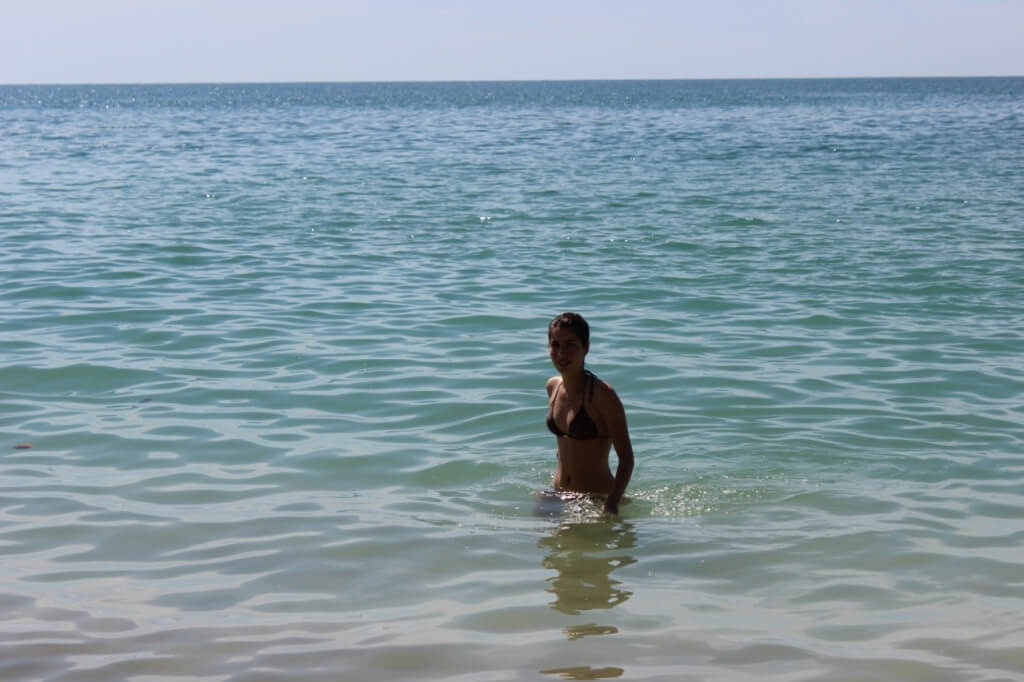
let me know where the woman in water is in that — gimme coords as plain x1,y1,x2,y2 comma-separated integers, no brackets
546,312,635,515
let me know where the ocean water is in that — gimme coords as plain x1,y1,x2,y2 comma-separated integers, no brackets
1,78,1023,681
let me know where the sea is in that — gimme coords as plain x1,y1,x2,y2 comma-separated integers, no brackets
1,78,1023,681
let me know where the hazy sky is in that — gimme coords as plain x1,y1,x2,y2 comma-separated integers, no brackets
3,0,1022,84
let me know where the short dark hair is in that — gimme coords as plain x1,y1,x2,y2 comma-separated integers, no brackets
548,312,590,347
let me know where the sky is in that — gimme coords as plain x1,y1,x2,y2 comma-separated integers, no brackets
2,0,1022,84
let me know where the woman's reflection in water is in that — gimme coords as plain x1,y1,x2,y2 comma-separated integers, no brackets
538,516,637,642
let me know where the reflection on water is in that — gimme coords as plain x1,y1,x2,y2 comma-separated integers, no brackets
538,517,636,641
540,519,636,617
562,623,618,641
539,665,625,680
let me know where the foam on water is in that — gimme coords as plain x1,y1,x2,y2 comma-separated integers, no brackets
2,79,1023,681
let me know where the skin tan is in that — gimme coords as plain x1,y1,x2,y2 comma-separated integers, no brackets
547,324,635,514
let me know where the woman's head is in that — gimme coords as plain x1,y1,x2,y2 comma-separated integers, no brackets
548,312,590,376
548,312,590,347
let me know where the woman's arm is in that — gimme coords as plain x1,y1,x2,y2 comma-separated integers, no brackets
599,383,635,515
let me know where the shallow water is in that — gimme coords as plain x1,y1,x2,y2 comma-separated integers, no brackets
2,79,1023,681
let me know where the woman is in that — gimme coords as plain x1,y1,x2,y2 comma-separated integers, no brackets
546,312,635,515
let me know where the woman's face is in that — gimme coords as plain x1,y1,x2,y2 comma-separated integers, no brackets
549,327,587,373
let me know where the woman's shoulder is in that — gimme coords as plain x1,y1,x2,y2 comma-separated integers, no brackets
546,375,561,396
590,373,624,408
587,370,612,392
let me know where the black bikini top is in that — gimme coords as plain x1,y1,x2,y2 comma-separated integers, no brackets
546,370,605,440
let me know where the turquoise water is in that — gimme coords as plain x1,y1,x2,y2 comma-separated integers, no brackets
2,78,1023,681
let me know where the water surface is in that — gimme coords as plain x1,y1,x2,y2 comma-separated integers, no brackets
2,78,1023,681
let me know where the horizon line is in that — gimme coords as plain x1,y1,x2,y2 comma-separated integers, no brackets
3,74,1022,88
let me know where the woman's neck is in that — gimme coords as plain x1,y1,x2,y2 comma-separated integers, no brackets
560,367,588,394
